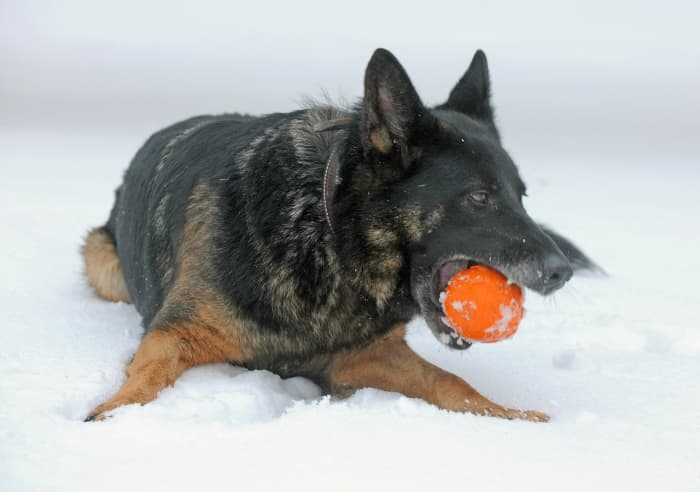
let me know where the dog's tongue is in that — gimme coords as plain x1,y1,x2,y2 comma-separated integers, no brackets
439,260,472,291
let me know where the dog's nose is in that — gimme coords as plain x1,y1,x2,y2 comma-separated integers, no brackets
537,253,573,295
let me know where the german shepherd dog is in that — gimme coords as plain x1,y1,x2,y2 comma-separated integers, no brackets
83,49,595,422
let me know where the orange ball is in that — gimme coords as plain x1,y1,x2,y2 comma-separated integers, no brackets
441,265,524,343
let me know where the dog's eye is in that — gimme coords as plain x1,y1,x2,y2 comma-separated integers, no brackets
468,191,490,205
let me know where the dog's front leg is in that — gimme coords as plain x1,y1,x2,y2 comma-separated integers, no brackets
85,314,248,422
326,325,549,422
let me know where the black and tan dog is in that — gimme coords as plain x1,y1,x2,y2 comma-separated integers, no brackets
83,49,595,422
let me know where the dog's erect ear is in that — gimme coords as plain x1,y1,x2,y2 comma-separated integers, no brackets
443,50,494,123
363,49,428,157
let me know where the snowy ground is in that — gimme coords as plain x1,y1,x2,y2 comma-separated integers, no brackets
1,126,699,491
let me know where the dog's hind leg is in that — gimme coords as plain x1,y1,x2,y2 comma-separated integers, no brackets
326,325,549,422
81,226,131,303
85,309,249,421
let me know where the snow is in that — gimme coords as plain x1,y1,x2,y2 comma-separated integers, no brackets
2,1,700,491
2,128,699,492
451,300,467,313
483,305,516,339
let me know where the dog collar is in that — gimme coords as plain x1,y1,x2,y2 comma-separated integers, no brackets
316,118,353,236
323,146,341,235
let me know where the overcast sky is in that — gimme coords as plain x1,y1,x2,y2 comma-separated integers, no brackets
2,0,698,161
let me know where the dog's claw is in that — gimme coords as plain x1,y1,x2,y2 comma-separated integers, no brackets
84,412,109,422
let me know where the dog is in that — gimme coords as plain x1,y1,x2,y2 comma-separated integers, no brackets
82,48,596,422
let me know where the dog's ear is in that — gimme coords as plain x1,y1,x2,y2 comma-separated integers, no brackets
362,49,430,159
443,50,495,123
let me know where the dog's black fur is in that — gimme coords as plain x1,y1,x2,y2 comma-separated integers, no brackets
84,49,596,420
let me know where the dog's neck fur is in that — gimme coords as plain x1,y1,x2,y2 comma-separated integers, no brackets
332,115,414,311
290,105,416,312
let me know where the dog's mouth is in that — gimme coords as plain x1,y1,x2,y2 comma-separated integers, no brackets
432,258,477,306
420,257,481,350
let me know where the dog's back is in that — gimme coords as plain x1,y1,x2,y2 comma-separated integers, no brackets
96,112,285,324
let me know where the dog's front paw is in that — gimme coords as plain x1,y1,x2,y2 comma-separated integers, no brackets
496,407,550,422
84,412,107,422
434,376,550,422
83,398,129,422
474,404,549,422
84,405,112,422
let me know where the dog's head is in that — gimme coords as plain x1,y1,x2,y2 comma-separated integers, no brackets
355,49,573,349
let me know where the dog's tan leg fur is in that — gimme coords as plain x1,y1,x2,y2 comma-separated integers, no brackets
82,228,131,303
327,325,549,422
85,314,248,421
